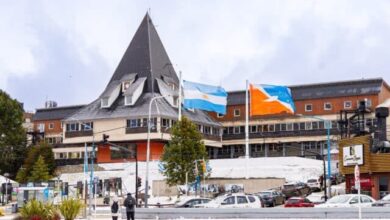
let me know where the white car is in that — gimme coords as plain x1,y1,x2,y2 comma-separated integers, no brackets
307,179,321,191
195,194,262,208
316,194,375,208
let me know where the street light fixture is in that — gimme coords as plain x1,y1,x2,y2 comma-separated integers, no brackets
296,114,332,199
145,94,170,208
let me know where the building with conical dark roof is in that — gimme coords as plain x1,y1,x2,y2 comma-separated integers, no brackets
60,13,222,164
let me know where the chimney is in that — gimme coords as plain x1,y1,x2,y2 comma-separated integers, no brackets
375,107,389,142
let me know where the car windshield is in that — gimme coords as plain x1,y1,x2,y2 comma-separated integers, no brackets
260,192,272,196
326,195,351,204
382,194,390,201
307,179,317,183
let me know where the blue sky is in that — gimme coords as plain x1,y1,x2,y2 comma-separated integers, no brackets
1,0,390,111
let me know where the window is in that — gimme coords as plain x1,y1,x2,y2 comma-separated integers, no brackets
344,101,352,109
281,123,287,131
101,98,109,107
234,109,240,117
128,119,138,128
217,113,224,118
269,124,275,132
66,123,79,131
161,118,170,128
125,96,132,106
223,196,235,205
305,104,313,112
204,126,211,134
324,102,332,110
263,124,269,132
38,123,45,132
366,99,372,107
248,196,256,203
299,122,305,130
198,125,203,133
312,121,318,130
122,81,131,92
250,125,257,133
234,127,240,134
228,127,234,134
305,122,312,130
48,123,54,130
286,123,293,131
81,122,93,130
275,124,281,132
237,196,248,204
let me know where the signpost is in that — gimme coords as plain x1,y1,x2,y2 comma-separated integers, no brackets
354,163,361,220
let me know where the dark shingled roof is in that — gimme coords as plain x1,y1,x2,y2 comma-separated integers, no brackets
108,13,178,94
227,78,387,105
33,105,85,121
66,13,220,127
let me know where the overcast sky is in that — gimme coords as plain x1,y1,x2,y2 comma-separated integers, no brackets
1,0,390,111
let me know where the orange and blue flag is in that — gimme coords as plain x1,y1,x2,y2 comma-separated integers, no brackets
250,84,295,116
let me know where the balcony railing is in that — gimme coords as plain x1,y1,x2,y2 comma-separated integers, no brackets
125,127,157,134
202,134,221,141
65,130,93,138
223,128,339,140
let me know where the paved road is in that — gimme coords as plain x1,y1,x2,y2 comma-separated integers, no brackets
3,207,390,219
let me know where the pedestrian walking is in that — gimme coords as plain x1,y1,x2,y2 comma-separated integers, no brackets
123,193,136,220
111,196,120,220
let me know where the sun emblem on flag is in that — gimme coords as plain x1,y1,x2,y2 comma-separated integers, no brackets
202,94,209,100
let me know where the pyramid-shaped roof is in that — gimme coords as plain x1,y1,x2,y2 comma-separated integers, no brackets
109,13,178,93
65,13,220,128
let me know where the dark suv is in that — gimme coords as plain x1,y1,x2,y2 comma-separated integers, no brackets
282,182,311,198
257,190,285,207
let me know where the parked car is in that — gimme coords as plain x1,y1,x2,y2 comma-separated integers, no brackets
175,197,211,208
372,194,390,207
316,194,375,208
282,182,312,198
330,173,345,185
306,194,326,205
257,190,285,207
307,179,322,192
195,194,262,208
284,197,314,208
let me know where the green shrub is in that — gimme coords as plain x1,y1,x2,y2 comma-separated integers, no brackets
19,199,60,220
58,198,84,220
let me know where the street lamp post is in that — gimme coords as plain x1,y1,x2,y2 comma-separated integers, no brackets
145,94,170,208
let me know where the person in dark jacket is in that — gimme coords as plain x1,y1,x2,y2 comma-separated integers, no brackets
123,193,136,220
111,196,119,220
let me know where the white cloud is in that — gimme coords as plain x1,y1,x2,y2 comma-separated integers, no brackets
1,0,390,110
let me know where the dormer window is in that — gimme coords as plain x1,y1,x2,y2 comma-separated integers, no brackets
125,96,132,106
101,98,109,108
122,81,131,92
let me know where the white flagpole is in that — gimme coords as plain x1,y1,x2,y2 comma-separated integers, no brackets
245,80,249,179
178,71,182,121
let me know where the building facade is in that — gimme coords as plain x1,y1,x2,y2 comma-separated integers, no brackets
60,13,222,164
32,104,85,163
207,79,390,166
44,13,390,169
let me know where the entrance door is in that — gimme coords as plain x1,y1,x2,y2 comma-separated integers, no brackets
379,176,389,199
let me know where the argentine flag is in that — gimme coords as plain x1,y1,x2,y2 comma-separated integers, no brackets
183,80,227,115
